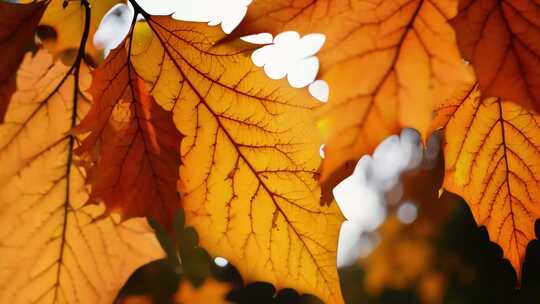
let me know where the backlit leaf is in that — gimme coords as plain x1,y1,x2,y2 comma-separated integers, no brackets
0,0,47,123
432,81,540,280
129,15,344,304
451,0,540,111
0,49,163,303
23,0,123,60
236,0,472,194
74,41,182,230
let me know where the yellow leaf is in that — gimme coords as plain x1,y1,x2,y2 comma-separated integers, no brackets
0,49,163,304
432,81,540,280
22,0,123,60
129,16,344,304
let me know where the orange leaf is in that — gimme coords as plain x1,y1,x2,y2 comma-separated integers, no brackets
130,15,345,304
0,49,163,304
236,0,472,194
451,0,540,111
432,80,540,280
75,43,182,230
0,1,47,122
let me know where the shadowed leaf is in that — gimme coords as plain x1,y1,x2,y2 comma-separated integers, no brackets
0,0,47,123
74,43,182,230
451,0,540,111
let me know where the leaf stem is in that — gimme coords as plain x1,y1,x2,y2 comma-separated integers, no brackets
127,0,151,19
53,0,92,302
74,0,91,67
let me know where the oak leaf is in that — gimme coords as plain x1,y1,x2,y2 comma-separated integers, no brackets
235,0,472,195
432,81,540,280
451,0,540,111
75,42,182,230
0,49,163,304
0,1,47,123
129,15,345,304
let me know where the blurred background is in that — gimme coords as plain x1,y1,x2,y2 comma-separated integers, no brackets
116,131,540,303
38,0,540,303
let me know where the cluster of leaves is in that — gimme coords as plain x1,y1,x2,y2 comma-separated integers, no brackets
1,0,340,303
232,0,540,289
1,0,540,303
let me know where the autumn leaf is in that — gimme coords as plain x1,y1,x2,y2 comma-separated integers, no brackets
74,41,182,230
0,0,47,123
432,80,540,280
0,48,163,304
230,0,351,41
450,0,540,111
235,0,472,195
127,11,344,304
22,0,123,60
